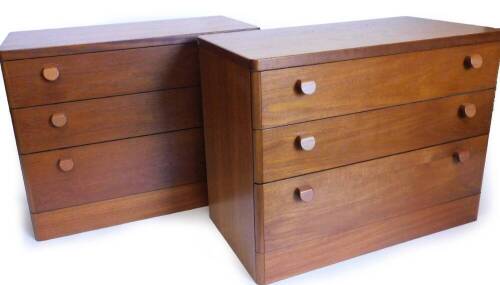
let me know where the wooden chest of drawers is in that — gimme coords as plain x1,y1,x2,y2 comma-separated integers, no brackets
0,16,257,240
198,17,500,284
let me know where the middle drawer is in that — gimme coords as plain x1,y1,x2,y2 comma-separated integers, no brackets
12,87,201,154
254,90,493,183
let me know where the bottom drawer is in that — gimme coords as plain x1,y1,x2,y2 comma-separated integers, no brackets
262,194,479,283
257,135,487,252
22,128,205,213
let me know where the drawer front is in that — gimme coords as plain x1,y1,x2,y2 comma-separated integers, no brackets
263,195,480,283
254,90,493,183
22,129,205,213
3,44,199,108
254,42,499,129
257,136,487,252
13,87,201,154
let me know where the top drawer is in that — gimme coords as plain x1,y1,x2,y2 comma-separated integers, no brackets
2,44,199,108
253,42,500,129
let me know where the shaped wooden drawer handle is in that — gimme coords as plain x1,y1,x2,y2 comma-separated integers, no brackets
464,54,483,69
297,186,314,202
298,135,316,151
50,113,68,128
42,66,60,81
454,150,470,163
459,103,477,118
58,158,74,172
297,80,317,95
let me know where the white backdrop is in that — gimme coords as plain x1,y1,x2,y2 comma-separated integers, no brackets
0,1,499,284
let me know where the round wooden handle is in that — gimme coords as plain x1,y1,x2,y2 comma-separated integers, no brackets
50,113,68,128
297,80,317,95
58,158,74,172
298,135,316,151
464,54,483,69
454,150,470,163
297,186,314,202
42,66,60,81
459,103,477,118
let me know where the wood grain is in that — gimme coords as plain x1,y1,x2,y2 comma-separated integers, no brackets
263,194,480,283
198,17,500,71
31,182,207,241
254,90,494,183
197,17,498,284
22,128,205,213
13,87,201,153
258,135,487,252
0,16,258,61
199,47,259,281
254,42,500,128
0,16,259,240
3,44,199,108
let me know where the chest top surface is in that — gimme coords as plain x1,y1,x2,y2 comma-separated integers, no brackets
0,16,258,61
199,17,500,71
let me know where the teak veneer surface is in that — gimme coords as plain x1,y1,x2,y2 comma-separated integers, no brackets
1,16,258,239
13,87,202,153
200,47,258,279
263,194,480,283
2,44,199,108
199,17,500,70
23,129,205,213
199,17,498,285
254,42,499,128
255,90,493,183
257,136,487,252
0,16,258,60
31,182,207,241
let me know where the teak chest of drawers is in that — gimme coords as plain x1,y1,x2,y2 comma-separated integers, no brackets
199,17,500,284
0,16,257,240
